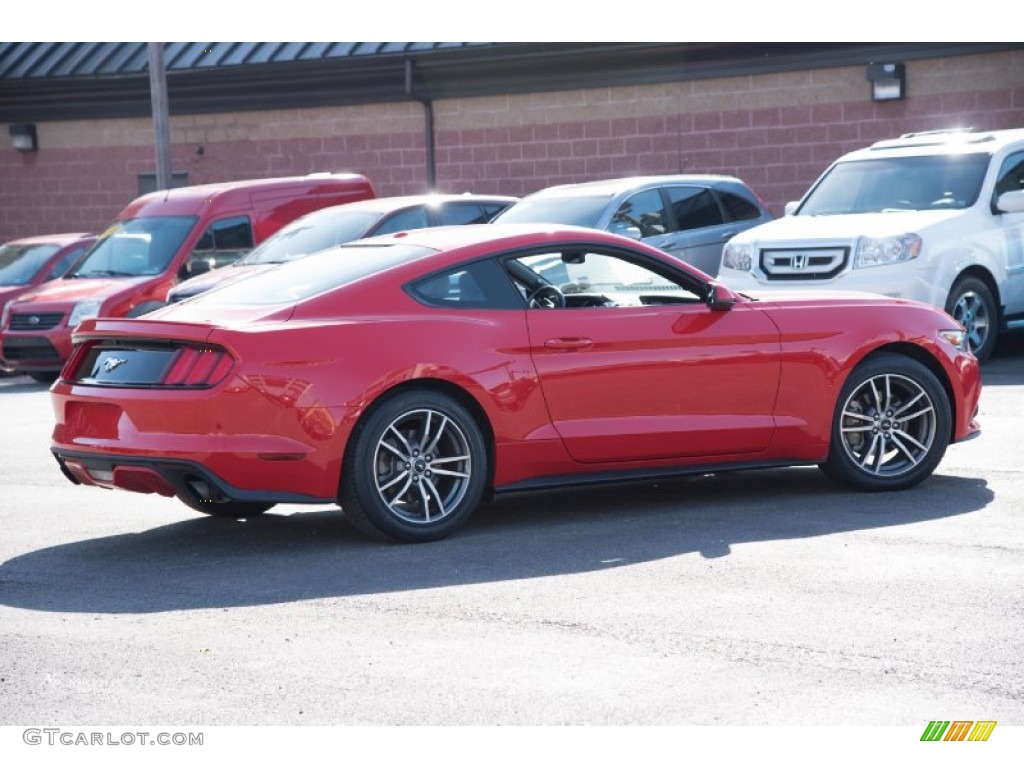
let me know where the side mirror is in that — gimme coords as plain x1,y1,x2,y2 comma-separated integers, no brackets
995,190,1024,214
784,201,800,216
183,254,215,277
706,283,736,312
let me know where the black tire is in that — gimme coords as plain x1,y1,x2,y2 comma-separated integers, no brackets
340,389,488,542
182,499,273,519
29,371,59,384
820,353,951,492
945,276,998,363
127,301,167,318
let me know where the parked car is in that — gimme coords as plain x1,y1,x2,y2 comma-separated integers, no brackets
0,232,96,371
166,193,518,303
52,224,979,543
719,128,1024,362
492,175,772,276
1,173,375,381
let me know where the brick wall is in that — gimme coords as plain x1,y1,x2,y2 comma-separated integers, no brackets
2,50,1024,242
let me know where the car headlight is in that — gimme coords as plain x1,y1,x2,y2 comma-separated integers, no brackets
68,300,102,327
938,328,968,353
0,301,10,330
853,234,922,268
722,242,753,271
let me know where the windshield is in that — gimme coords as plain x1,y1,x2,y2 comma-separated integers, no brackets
69,216,198,278
493,195,610,228
0,244,60,286
798,153,990,215
238,209,381,266
189,243,434,306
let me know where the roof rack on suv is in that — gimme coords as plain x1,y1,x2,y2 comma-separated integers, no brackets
870,128,994,150
898,127,977,138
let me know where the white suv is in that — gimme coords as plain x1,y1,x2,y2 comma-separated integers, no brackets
719,128,1024,361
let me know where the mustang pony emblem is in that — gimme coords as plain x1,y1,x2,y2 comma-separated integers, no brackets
102,357,128,373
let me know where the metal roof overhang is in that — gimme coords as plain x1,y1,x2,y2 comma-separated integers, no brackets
1,42,1020,123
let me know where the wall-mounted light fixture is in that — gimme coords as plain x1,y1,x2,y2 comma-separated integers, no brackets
9,123,38,151
866,63,906,102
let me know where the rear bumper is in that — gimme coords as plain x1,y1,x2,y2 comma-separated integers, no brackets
50,376,355,503
53,448,333,506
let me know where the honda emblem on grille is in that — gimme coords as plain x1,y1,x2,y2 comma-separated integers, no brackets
103,357,128,373
792,253,809,271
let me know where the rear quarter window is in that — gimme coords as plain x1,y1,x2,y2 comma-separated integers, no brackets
188,243,435,306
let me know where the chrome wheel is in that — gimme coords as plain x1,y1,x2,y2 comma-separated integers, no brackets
343,391,488,541
839,373,937,478
372,408,473,526
823,354,950,491
945,276,998,363
950,290,991,356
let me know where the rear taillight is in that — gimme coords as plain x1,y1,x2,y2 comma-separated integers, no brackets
60,341,95,381
62,341,234,388
162,346,234,387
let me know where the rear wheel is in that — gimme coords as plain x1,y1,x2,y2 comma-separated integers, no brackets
945,276,997,363
340,390,488,542
821,353,951,491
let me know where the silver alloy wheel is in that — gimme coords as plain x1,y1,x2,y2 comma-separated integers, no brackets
950,289,991,355
373,408,473,525
839,373,938,477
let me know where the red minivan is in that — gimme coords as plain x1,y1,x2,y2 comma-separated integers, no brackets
1,173,375,381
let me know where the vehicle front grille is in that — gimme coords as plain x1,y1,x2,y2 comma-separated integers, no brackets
2,337,61,361
9,312,64,331
760,247,848,280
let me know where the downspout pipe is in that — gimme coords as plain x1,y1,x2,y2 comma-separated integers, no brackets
405,59,436,191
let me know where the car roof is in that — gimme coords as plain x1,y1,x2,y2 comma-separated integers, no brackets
525,174,745,198
120,173,371,217
842,128,1024,161
3,232,93,247
357,222,626,251
307,193,519,217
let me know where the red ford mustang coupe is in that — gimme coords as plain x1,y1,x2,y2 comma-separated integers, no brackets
51,225,981,542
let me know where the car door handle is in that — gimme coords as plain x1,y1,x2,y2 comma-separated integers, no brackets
544,337,594,351
659,241,677,249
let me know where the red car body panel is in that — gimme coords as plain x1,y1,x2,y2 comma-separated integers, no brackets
2,175,375,373
0,232,95,313
50,225,982,517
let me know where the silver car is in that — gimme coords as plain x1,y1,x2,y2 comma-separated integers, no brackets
493,175,772,276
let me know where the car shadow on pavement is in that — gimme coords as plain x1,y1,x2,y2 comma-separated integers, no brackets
0,467,993,614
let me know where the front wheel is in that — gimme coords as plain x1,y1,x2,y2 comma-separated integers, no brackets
340,390,488,542
821,353,951,491
945,277,997,363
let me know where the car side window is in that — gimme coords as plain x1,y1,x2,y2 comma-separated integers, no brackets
187,216,254,275
47,245,88,280
608,190,668,238
994,151,1024,197
438,203,492,226
407,260,521,309
717,191,763,222
665,186,725,231
374,206,430,235
505,249,704,309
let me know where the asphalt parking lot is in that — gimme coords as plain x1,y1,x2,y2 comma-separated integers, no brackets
1,335,1022,726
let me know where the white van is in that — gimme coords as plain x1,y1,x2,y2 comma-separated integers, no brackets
719,128,1024,361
